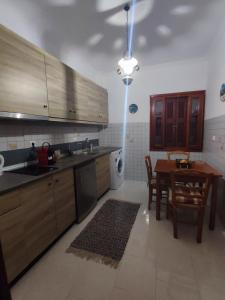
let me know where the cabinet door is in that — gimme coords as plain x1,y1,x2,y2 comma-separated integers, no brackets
53,169,76,235
165,97,176,147
0,207,27,283
73,73,92,122
45,54,75,119
21,177,57,264
86,79,108,123
188,93,205,150
0,191,27,283
96,155,110,198
176,97,188,148
150,97,165,150
0,26,48,116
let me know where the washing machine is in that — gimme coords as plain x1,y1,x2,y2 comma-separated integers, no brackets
110,149,124,190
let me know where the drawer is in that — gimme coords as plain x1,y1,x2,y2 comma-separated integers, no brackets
0,190,21,216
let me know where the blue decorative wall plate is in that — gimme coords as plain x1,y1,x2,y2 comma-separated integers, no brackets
129,104,138,114
220,84,225,102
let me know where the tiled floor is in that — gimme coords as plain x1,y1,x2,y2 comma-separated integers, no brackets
11,180,225,300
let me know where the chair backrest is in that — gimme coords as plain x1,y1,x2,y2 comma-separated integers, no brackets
144,156,153,182
170,170,211,206
167,151,190,160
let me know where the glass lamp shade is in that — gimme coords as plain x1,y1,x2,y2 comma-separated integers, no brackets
118,56,139,76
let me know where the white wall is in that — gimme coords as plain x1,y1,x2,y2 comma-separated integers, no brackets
105,58,208,124
0,0,106,88
205,19,225,120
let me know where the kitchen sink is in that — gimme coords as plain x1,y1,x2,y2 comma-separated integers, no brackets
8,165,58,176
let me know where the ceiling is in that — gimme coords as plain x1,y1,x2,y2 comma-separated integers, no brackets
3,0,225,73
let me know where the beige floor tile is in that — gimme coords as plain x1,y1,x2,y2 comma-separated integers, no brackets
114,254,156,299
11,180,225,300
108,287,150,300
156,280,201,300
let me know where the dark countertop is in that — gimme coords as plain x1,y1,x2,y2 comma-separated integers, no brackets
0,146,121,196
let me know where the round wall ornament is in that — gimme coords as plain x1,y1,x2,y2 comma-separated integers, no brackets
129,104,138,114
220,84,225,102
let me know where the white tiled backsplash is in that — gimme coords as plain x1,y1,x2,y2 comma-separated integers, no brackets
0,120,100,151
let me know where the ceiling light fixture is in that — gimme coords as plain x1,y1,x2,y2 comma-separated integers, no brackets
117,3,139,86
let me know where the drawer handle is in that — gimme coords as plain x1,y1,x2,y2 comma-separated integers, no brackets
43,104,48,108
48,182,52,186
55,179,59,183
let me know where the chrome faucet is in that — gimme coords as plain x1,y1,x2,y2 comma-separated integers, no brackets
85,138,89,151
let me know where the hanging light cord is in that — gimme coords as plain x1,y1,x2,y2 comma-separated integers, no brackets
126,6,129,57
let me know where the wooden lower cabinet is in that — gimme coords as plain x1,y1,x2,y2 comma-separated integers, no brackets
96,154,110,199
0,168,76,283
21,177,57,265
53,169,76,235
0,204,27,283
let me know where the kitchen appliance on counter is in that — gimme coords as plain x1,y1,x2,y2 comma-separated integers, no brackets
8,165,58,176
37,142,55,166
74,160,97,223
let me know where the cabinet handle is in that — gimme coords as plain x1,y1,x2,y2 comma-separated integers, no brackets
55,179,59,183
48,182,52,186
43,104,48,108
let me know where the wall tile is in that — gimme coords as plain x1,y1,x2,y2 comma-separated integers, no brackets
0,120,100,166
100,123,203,182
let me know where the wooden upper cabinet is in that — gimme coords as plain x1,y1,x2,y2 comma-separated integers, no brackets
0,25,48,116
45,53,108,124
45,54,77,120
150,91,205,151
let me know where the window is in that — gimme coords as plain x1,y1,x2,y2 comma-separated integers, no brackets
150,91,205,151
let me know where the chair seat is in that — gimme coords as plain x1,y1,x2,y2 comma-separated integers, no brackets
169,187,202,205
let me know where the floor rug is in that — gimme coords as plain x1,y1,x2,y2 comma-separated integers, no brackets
69,199,140,267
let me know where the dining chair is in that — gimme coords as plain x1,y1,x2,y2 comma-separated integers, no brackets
144,156,168,210
168,170,211,243
167,151,190,160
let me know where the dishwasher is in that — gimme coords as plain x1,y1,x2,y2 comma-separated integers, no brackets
74,160,97,223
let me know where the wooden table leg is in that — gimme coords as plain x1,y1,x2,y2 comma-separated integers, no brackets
209,177,218,230
0,241,12,300
156,172,161,220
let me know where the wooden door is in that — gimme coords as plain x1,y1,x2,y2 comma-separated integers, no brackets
165,97,176,147
150,91,205,151
96,155,110,198
0,191,27,283
188,92,205,150
21,177,57,264
150,97,165,150
0,25,48,116
176,97,188,148
53,169,76,235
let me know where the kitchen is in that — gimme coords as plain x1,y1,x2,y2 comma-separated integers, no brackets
1,1,225,300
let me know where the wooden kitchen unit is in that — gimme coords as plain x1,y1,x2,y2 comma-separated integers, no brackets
0,25,48,117
0,168,76,283
0,25,108,124
96,154,110,199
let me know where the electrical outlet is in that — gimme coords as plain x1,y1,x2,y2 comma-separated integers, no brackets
8,143,17,150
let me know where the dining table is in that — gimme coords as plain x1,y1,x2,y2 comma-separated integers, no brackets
154,159,223,230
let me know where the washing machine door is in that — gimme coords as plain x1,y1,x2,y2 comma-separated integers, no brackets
116,157,123,176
